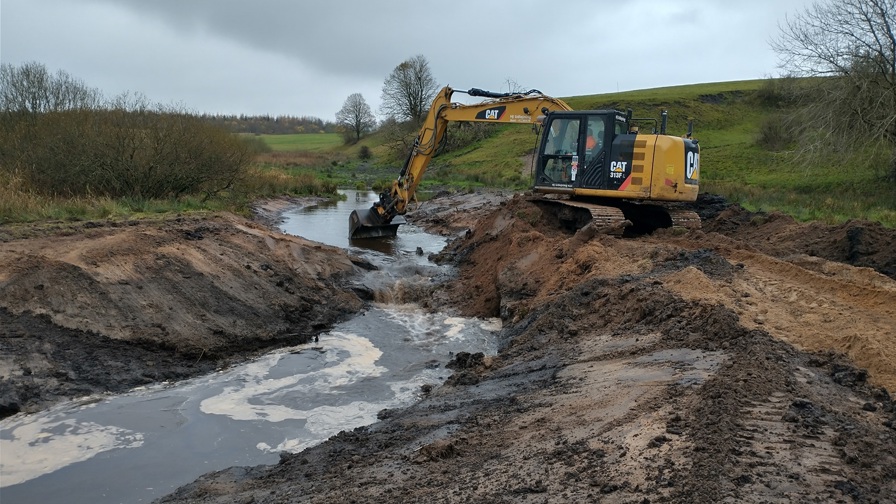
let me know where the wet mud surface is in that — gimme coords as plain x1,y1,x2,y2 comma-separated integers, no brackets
3,192,896,503
0,210,362,417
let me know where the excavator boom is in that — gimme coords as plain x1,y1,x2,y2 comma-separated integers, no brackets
349,86,572,239
350,84,700,240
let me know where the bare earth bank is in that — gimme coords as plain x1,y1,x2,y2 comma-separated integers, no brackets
1,192,894,503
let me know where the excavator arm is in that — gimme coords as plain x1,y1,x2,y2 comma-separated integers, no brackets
349,86,572,239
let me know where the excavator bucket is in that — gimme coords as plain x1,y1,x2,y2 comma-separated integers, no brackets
348,208,404,239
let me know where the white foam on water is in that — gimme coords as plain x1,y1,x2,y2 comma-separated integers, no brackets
379,305,499,348
479,317,502,332
0,411,143,486
0,307,501,490
199,331,386,422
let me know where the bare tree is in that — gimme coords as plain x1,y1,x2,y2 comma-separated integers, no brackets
0,61,101,114
503,78,526,94
379,55,439,124
335,93,376,143
771,0,896,179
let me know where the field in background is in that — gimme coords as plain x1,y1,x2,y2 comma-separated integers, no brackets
257,133,343,152
5,79,891,226
319,79,893,226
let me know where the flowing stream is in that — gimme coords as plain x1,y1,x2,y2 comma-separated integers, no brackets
0,190,499,504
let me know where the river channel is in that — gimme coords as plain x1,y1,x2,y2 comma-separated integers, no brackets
0,191,500,504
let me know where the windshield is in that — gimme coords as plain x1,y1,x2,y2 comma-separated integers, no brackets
544,118,580,155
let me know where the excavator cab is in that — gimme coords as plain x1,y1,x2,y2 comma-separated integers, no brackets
532,110,701,233
534,111,630,193
534,110,698,201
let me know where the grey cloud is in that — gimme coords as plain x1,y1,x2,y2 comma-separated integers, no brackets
3,0,816,118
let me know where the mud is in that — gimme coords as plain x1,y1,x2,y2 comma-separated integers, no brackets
3,192,896,503
0,208,363,417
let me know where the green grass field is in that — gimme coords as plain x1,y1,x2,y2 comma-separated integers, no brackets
258,133,343,152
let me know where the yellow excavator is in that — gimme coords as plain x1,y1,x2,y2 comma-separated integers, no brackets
349,85,700,239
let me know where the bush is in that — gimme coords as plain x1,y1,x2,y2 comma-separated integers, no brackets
751,77,800,107
241,135,272,154
0,62,251,200
0,106,251,199
440,122,498,152
359,145,372,160
755,113,798,152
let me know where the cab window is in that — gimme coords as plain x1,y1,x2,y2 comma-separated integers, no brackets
544,118,580,155
615,120,627,135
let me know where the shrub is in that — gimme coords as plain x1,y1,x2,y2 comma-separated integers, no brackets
0,106,251,199
0,62,252,201
359,145,372,160
755,113,798,152
241,135,272,154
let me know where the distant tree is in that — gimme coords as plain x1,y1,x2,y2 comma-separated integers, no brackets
503,78,526,94
380,55,439,124
335,93,376,143
0,61,101,114
771,0,896,180
0,62,250,200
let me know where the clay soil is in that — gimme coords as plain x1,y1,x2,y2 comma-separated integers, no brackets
3,192,896,503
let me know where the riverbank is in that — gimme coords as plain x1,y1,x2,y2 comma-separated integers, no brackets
160,192,896,503
2,191,895,502
0,205,363,418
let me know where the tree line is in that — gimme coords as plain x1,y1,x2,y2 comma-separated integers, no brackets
0,62,250,200
200,113,338,135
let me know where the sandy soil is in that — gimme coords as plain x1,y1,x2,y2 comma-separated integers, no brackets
2,192,895,503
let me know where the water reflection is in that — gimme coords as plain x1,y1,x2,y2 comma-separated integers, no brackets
279,190,445,259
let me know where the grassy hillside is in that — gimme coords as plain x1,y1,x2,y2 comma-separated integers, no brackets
369,79,893,226
570,80,895,225
258,79,895,227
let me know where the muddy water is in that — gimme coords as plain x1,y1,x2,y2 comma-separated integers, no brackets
279,189,443,259
0,191,500,504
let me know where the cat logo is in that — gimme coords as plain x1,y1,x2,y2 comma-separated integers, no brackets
610,161,628,173
475,106,506,121
686,150,700,183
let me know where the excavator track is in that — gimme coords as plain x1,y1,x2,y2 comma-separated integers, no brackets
533,198,631,236
664,208,702,230
532,197,701,236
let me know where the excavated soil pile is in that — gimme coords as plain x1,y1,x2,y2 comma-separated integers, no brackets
0,211,363,417
158,193,896,504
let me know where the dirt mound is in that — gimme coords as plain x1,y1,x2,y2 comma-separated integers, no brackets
158,193,896,503
0,213,363,416
704,204,896,280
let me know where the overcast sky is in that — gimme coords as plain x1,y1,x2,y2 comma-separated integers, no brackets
2,0,814,121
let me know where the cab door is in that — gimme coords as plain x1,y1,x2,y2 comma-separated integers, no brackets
534,116,581,189
576,114,612,190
